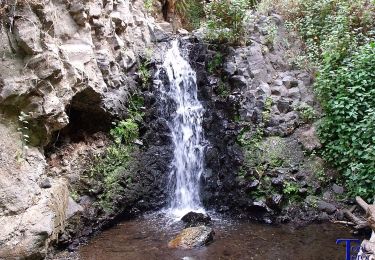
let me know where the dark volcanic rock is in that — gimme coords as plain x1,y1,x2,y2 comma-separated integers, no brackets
317,200,337,214
181,212,211,227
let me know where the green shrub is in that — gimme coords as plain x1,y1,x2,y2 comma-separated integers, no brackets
316,43,375,200
295,102,317,123
110,119,139,145
88,96,142,212
259,0,375,201
204,0,250,45
176,0,205,30
90,144,133,212
144,0,154,12
208,52,224,74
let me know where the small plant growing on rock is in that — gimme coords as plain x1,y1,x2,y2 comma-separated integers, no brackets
261,97,273,124
295,103,317,123
87,94,143,213
208,52,223,74
110,119,139,145
138,49,152,89
264,20,278,49
283,181,300,202
216,81,230,98
144,0,154,12
17,111,31,152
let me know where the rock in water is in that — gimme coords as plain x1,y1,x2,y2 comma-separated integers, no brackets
181,212,211,227
168,226,214,249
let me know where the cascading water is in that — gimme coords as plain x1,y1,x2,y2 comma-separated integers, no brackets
156,40,206,218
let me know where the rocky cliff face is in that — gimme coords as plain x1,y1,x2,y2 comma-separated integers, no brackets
0,0,164,145
182,13,337,223
0,0,172,258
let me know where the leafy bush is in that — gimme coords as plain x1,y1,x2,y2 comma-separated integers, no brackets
294,0,374,66
316,43,375,200
89,118,139,212
204,0,250,45
259,0,375,201
88,94,143,212
208,52,223,74
144,0,154,12
110,119,139,145
176,0,205,30
89,144,133,212
295,102,317,123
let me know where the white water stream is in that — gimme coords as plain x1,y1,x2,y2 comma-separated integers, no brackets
156,40,206,219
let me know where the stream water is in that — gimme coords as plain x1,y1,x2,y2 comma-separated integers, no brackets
79,214,355,260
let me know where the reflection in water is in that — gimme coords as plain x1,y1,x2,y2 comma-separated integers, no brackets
79,214,354,260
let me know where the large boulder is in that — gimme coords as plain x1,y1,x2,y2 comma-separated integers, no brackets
0,123,82,259
181,212,211,227
168,226,214,249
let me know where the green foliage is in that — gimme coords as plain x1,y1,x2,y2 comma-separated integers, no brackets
176,0,205,30
127,94,145,123
204,0,251,45
88,93,143,212
144,0,154,12
70,190,80,202
138,50,152,88
262,97,273,123
278,0,375,68
295,102,317,123
17,111,30,151
316,43,375,201
89,144,133,212
316,168,331,185
283,181,299,196
261,0,375,201
264,20,278,48
217,81,230,98
208,52,223,74
110,119,139,145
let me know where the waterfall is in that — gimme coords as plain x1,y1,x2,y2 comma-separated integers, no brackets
156,40,206,218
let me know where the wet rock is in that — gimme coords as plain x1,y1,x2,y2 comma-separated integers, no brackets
282,75,299,89
332,184,344,194
66,197,83,219
277,99,291,114
336,210,345,221
168,226,214,249
150,24,171,42
250,200,270,213
177,28,189,35
288,87,301,100
181,212,211,228
317,212,330,222
223,62,236,76
271,175,284,187
317,200,337,214
13,11,43,55
230,75,247,90
111,12,127,33
246,180,260,191
267,194,283,210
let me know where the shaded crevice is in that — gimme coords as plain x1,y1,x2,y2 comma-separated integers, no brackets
47,88,113,150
